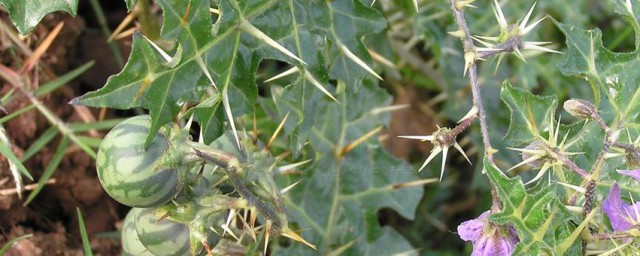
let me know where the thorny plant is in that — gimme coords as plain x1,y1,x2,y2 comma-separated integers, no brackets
397,0,640,255
2,0,640,255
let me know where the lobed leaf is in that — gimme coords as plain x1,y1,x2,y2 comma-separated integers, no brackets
555,0,640,125
0,0,78,34
485,158,580,256
273,81,422,255
500,80,558,146
72,0,385,148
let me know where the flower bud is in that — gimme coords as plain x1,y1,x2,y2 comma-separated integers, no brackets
521,141,546,168
563,99,597,119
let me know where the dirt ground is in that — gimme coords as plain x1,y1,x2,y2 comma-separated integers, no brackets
0,1,131,255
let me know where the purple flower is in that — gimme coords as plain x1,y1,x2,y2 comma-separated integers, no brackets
602,183,640,232
617,169,640,183
457,211,519,256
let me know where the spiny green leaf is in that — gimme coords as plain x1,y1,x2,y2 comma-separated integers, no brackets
485,158,580,256
555,0,640,124
0,0,78,34
500,80,558,146
273,82,422,255
262,0,386,156
72,0,385,146
72,0,215,146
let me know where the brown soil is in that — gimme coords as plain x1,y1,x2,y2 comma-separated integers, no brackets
0,2,131,255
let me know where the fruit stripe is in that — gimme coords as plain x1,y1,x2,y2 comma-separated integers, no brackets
135,208,190,255
97,115,179,207
121,208,154,256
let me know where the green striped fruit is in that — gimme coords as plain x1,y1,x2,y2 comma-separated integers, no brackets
121,208,154,256
97,115,183,208
135,208,190,256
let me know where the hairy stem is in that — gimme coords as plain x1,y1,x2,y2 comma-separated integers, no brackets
590,231,638,240
224,166,283,235
547,147,588,178
447,0,502,212
193,147,284,235
447,0,494,163
581,113,614,254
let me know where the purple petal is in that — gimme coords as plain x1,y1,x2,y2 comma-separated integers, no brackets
458,211,489,242
471,235,490,256
459,211,519,256
603,183,634,231
617,170,640,183
472,233,514,256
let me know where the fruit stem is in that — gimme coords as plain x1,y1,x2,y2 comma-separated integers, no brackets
193,147,285,235
196,195,249,211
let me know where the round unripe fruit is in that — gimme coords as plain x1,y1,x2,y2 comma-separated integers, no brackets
121,208,154,256
135,208,190,256
97,115,180,207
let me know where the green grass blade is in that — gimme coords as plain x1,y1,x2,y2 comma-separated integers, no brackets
35,61,95,97
73,137,97,159
76,207,93,256
0,105,35,124
87,0,124,67
0,234,33,254
77,135,103,148
69,118,125,132
0,89,15,105
24,137,69,205
21,126,57,163
0,133,32,181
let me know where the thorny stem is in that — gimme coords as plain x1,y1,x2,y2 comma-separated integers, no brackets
590,231,638,240
590,113,612,180
447,0,500,210
613,142,636,151
581,179,596,255
547,147,588,178
438,115,478,146
448,0,495,163
224,166,284,236
592,115,609,133
581,111,613,255
589,129,613,183
477,36,523,59
193,148,285,236
450,115,476,137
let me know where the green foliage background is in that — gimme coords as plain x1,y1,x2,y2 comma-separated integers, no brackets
2,0,640,254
